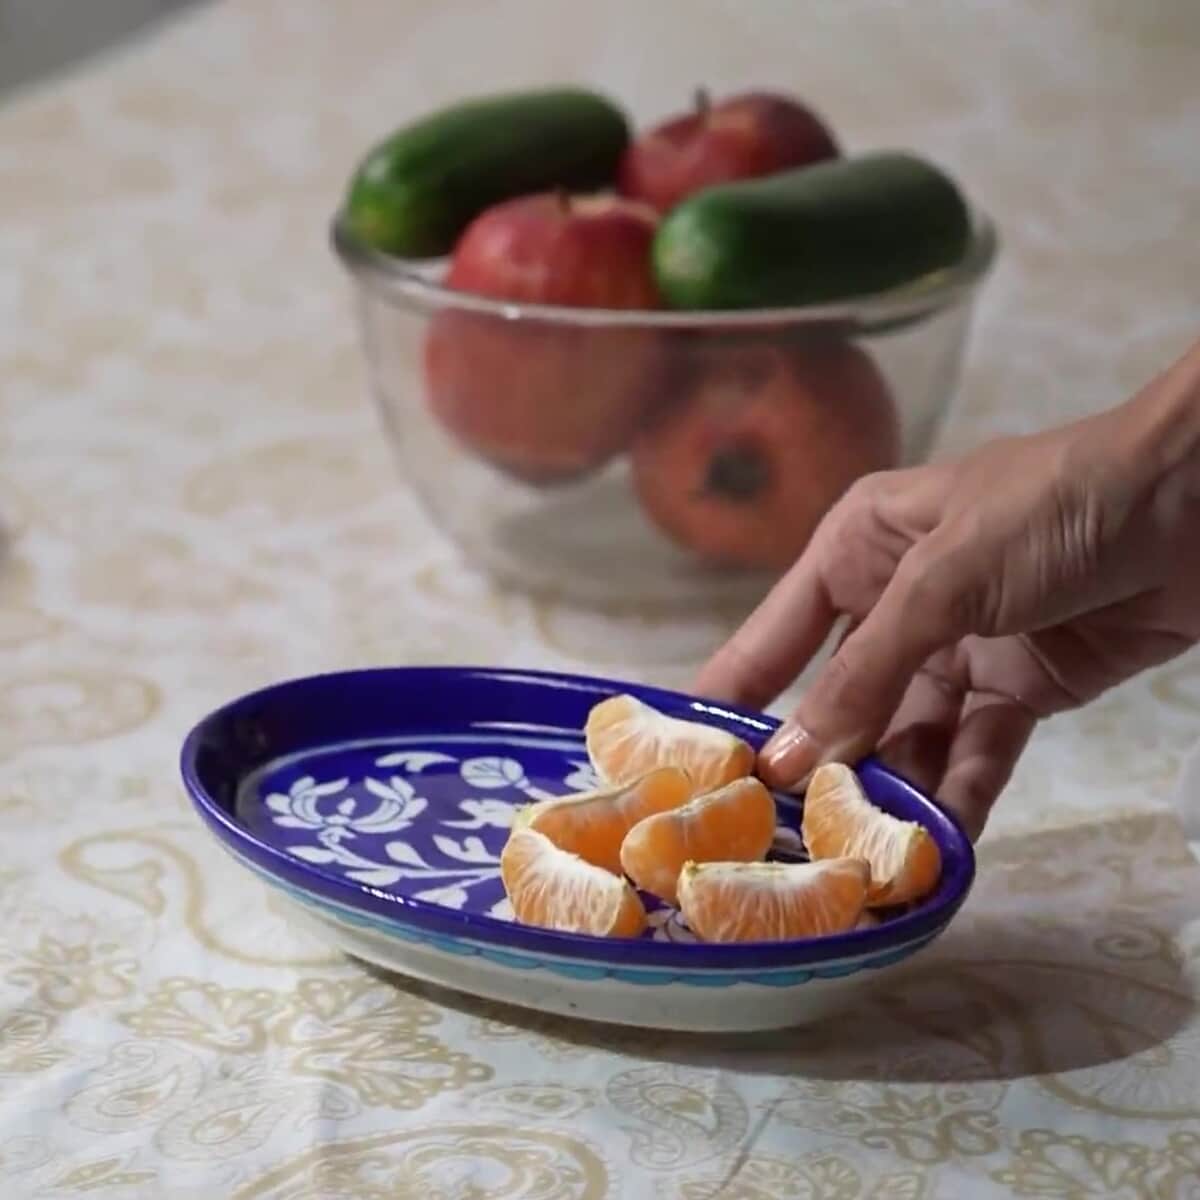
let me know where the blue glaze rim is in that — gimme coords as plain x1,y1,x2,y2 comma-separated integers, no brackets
180,666,975,973
247,852,941,988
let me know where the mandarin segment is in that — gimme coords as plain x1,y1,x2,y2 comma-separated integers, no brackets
802,763,942,906
585,693,755,792
500,828,646,938
619,776,776,906
523,766,693,875
678,857,870,943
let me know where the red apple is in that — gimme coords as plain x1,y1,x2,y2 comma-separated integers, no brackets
425,192,663,484
444,190,662,307
619,89,839,214
631,339,898,569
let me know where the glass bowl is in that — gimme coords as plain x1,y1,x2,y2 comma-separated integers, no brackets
332,211,996,611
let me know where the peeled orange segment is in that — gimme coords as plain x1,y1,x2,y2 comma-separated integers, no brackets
619,776,776,906
585,693,755,792
500,828,646,938
802,763,942,906
521,766,693,876
678,858,870,943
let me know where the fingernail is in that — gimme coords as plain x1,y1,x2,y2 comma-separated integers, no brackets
760,722,821,789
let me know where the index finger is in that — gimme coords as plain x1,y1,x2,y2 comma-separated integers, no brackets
695,547,839,710
695,463,942,709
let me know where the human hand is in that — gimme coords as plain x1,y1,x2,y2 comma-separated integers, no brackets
697,337,1200,839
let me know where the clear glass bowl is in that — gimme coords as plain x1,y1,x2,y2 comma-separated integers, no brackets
333,212,996,610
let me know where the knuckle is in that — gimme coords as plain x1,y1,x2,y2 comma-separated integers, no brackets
841,472,885,510
891,540,979,637
844,468,908,521
833,470,894,526
812,471,896,558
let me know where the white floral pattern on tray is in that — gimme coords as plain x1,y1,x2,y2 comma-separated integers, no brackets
253,743,763,941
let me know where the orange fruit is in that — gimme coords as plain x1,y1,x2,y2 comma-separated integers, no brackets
586,693,755,792
677,857,870,942
619,776,776,905
500,828,646,938
519,766,693,876
802,763,942,906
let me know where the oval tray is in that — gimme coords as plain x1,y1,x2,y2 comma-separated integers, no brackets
181,666,974,1030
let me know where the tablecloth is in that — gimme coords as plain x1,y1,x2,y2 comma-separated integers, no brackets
2,1,1199,1195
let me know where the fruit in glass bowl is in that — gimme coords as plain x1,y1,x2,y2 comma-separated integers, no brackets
619,89,839,214
334,85,996,608
630,339,900,569
423,191,664,485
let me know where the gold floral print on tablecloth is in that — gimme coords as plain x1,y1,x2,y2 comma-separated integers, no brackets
234,1125,611,1200
63,1039,356,1165
604,1065,751,1170
989,1129,1200,1198
56,829,344,968
674,1152,928,1200
1,0,1199,1196
0,1010,71,1077
0,672,159,761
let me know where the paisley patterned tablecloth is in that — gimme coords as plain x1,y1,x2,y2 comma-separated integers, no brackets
2,2,1199,1195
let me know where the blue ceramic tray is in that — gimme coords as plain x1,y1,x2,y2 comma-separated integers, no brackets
181,667,974,1030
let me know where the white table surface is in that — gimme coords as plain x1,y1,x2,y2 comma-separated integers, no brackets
1,2,1199,1195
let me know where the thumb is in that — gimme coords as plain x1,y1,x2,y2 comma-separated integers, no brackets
758,536,975,789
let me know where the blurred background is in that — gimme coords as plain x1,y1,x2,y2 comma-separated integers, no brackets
2,12,1199,1192
0,0,198,94
2,0,1198,696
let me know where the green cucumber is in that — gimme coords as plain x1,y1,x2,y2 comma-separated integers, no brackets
344,87,630,257
653,151,972,309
